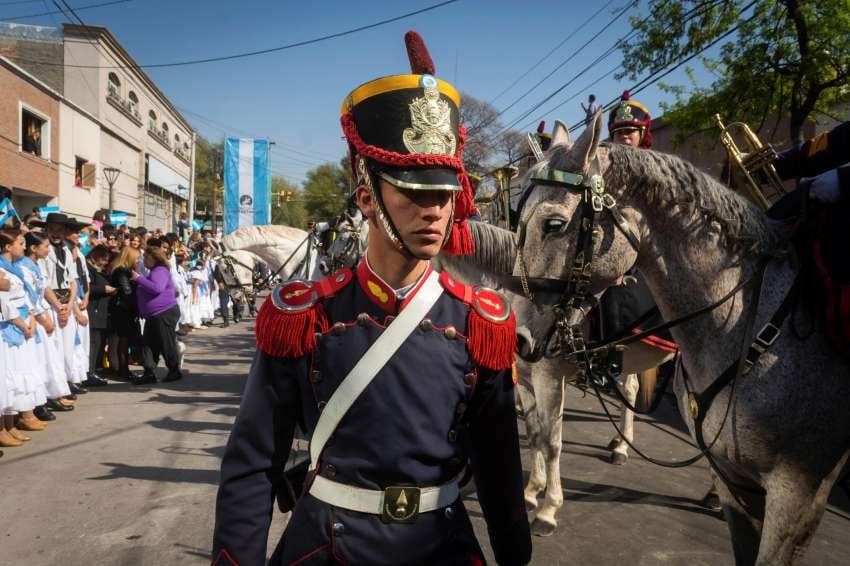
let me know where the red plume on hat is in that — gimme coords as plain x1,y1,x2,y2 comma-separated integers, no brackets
537,121,546,134
620,90,631,101
405,31,436,75
402,29,476,256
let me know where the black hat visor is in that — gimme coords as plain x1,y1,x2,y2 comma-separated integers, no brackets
376,166,460,191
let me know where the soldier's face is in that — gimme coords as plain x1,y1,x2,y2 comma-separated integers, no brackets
358,180,453,259
613,128,641,147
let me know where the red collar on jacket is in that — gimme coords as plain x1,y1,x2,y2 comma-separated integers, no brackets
355,256,433,314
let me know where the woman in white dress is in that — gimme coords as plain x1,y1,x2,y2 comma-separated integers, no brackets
0,269,11,452
20,232,73,417
0,229,48,447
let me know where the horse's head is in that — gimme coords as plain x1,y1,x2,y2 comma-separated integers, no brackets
513,112,642,348
322,210,369,274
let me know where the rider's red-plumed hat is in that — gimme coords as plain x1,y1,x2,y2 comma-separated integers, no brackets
340,31,476,256
608,90,653,149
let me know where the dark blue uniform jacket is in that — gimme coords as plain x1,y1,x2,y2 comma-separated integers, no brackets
212,260,531,565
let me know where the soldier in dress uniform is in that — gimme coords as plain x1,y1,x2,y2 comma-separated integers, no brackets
212,31,531,566
607,90,653,148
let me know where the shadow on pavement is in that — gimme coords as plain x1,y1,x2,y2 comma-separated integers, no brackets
147,416,232,434
89,462,220,485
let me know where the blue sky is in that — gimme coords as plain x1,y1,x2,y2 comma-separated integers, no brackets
2,0,717,185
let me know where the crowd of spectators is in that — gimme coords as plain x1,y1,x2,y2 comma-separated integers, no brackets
0,210,242,454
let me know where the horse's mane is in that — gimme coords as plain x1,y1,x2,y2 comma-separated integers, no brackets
545,142,786,254
469,220,516,273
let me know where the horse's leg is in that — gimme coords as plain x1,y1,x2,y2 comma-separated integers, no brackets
715,477,765,566
756,451,850,566
699,470,723,512
609,373,638,466
529,361,566,537
516,364,545,511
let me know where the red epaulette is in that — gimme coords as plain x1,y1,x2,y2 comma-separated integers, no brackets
439,271,516,373
255,269,353,357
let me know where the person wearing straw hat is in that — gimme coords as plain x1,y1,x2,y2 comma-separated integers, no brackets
212,31,530,566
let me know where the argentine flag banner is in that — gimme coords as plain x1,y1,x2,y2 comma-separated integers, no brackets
224,137,271,235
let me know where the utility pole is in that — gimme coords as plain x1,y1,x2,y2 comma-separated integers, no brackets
211,146,222,235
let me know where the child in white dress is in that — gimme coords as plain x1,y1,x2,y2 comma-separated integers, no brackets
0,229,48,447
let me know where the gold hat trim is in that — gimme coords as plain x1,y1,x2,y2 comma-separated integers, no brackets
341,74,461,114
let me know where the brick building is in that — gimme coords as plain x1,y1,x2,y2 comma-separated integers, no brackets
0,22,195,229
0,55,60,216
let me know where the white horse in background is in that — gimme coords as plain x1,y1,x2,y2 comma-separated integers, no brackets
218,224,322,290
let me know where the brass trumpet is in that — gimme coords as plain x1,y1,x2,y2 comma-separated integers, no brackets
714,114,787,209
492,166,519,229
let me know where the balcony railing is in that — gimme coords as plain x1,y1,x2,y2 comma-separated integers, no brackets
148,125,172,150
174,145,191,164
106,89,142,126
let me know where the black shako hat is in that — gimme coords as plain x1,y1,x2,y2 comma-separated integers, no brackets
340,37,463,191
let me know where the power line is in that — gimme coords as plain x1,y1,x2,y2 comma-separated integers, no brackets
496,0,733,137
566,1,759,134
177,106,342,166
2,0,131,21
488,0,617,104
492,0,637,126
517,62,622,132
5,0,460,69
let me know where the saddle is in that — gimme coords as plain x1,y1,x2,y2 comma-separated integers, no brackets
594,271,677,353
811,200,850,356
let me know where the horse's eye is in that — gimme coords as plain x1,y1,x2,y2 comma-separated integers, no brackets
542,218,567,235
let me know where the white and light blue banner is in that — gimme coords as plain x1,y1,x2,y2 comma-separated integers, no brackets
224,137,271,235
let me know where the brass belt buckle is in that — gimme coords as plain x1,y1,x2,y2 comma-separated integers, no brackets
381,486,421,524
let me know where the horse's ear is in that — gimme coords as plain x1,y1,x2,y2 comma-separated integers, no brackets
567,110,604,172
549,120,572,150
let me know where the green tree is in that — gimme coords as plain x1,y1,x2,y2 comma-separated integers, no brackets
303,163,349,221
621,0,850,143
193,136,223,214
271,176,307,228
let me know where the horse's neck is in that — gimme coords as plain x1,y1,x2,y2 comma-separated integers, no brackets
635,211,761,387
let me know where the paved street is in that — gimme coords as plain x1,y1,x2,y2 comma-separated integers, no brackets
2,319,848,565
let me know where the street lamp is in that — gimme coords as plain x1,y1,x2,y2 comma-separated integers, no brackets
103,166,121,218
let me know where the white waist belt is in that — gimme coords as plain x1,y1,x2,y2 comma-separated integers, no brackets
309,475,459,521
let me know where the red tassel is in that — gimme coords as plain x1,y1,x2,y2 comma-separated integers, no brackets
537,120,546,134
621,90,631,101
404,30,436,75
255,299,328,358
442,172,476,256
467,308,516,371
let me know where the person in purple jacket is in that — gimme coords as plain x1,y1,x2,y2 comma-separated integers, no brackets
131,245,181,384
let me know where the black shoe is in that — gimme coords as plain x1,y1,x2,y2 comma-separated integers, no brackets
69,382,88,395
46,398,74,412
132,373,158,385
114,368,134,380
64,392,77,401
161,371,182,383
221,322,230,328
83,373,108,387
176,329,188,336
34,405,56,421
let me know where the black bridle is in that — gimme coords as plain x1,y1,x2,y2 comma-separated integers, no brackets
516,157,641,379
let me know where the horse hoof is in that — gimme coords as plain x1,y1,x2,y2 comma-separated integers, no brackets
700,491,722,512
606,437,621,450
525,498,538,512
531,518,556,537
610,452,628,466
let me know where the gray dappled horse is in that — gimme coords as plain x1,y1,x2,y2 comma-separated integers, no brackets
434,221,676,536
513,112,849,564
